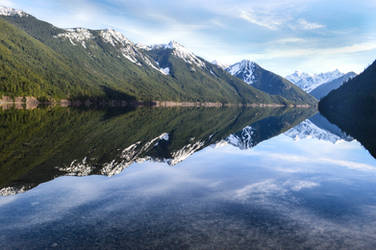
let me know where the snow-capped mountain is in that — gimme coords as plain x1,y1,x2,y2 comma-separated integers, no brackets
142,40,206,69
226,60,257,85
286,70,344,92
0,6,28,17
226,59,317,105
55,28,168,75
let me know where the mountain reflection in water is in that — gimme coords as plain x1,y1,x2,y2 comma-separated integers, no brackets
0,106,314,195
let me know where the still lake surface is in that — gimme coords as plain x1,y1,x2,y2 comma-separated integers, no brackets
1,106,376,249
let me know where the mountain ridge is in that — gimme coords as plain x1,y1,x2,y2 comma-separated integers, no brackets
286,70,344,92
226,60,318,105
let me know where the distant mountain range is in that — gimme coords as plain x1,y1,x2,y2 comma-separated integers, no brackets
0,6,298,105
310,72,356,99
226,60,317,105
286,70,344,92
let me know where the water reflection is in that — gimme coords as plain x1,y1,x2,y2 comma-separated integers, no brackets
1,110,376,248
1,107,376,249
320,105,376,158
0,106,314,195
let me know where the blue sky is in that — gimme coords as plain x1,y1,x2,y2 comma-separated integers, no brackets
2,0,376,75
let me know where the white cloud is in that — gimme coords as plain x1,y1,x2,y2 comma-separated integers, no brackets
294,18,325,30
273,37,306,44
239,10,281,30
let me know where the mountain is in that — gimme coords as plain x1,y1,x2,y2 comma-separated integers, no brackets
226,60,317,105
286,70,344,92
319,60,376,114
139,42,288,104
309,72,356,99
0,6,290,105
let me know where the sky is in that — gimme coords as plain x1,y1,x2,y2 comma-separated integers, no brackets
1,0,376,76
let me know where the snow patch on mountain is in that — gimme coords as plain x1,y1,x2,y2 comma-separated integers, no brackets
0,6,28,17
100,29,145,66
146,41,206,69
55,28,93,48
226,60,257,85
286,70,344,92
54,28,168,74
285,120,345,144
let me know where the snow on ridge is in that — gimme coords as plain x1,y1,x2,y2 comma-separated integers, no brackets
55,28,93,48
286,69,344,92
100,29,133,47
143,40,206,69
226,60,257,85
167,40,206,68
0,6,29,17
55,27,169,74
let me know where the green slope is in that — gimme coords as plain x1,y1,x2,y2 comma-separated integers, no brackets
0,18,104,100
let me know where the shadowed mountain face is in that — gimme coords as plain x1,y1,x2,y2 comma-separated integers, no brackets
0,107,315,195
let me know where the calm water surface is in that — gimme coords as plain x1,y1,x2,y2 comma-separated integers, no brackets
0,107,376,249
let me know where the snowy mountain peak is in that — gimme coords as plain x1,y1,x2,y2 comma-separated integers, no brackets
166,40,206,68
166,40,184,49
0,6,29,17
286,69,344,92
55,28,93,48
146,40,206,69
226,60,258,85
100,29,133,47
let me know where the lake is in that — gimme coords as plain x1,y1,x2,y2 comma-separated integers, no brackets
1,106,376,249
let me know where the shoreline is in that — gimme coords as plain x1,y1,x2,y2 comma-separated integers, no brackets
0,96,314,110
